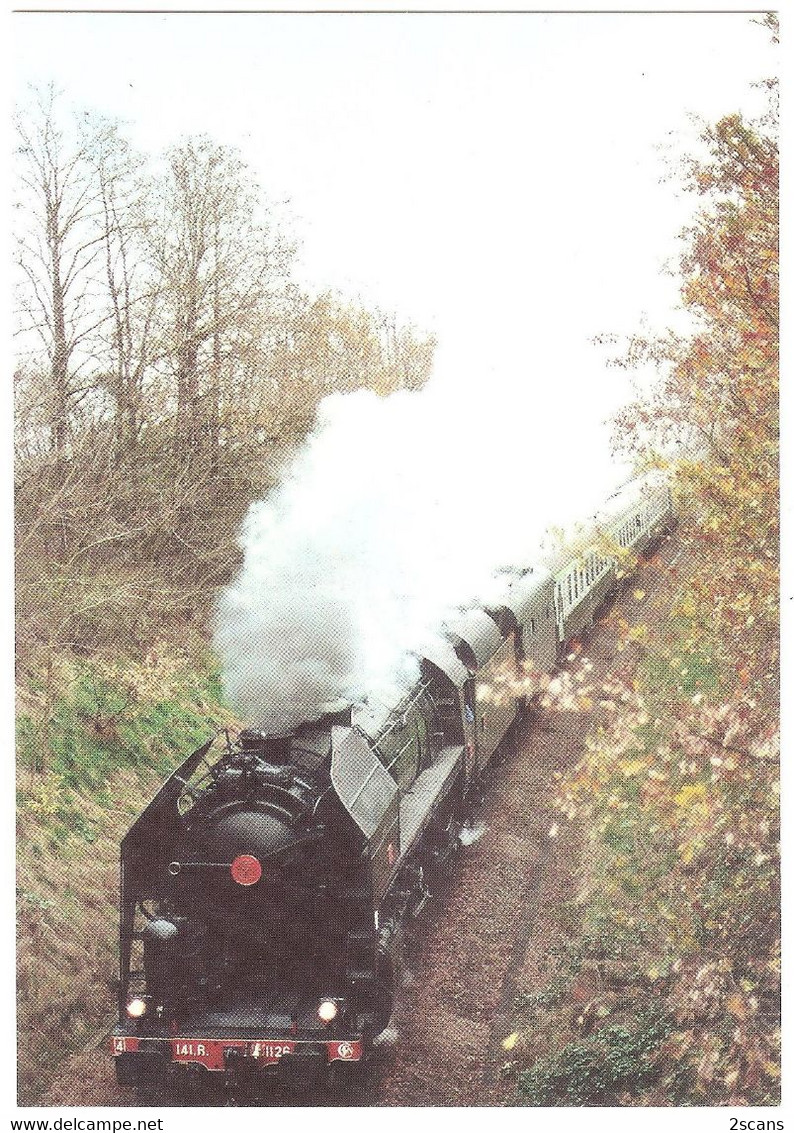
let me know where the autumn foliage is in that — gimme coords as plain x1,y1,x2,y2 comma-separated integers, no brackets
511,95,779,1106
613,103,779,692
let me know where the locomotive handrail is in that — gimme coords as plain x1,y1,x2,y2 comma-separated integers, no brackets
167,829,325,877
362,678,433,746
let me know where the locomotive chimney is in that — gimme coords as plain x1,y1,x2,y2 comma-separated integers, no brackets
239,729,292,763
318,705,353,728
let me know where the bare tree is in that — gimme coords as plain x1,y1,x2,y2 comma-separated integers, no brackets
13,94,436,672
373,307,436,392
14,85,109,456
88,117,159,454
147,136,296,455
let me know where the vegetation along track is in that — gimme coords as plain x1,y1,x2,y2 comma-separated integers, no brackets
44,534,682,1108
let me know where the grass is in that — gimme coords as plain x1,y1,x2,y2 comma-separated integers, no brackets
16,644,238,1105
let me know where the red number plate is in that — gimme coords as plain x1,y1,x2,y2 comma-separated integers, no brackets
111,1036,362,1069
171,1039,295,1069
111,1036,139,1055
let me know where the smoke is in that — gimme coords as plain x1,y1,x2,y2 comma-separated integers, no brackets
212,335,632,733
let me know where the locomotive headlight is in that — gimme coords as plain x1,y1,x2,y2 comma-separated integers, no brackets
317,998,339,1024
126,997,148,1019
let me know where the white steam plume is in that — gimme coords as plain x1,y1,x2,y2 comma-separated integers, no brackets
213,336,631,733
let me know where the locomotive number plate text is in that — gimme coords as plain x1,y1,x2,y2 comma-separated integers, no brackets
249,1042,295,1062
171,1040,223,1069
113,1036,363,1070
170,1038,296,1070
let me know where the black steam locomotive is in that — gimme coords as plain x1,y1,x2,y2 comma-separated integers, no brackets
111,475,673,1093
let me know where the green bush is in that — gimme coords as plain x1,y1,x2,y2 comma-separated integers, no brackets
518,1011,670,1106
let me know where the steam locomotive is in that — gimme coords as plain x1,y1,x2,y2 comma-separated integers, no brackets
111,474,674,1094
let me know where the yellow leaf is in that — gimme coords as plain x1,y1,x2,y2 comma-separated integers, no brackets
726,994,748,1020
633,589,646,601
620,759,647,777
674,782,706,808
502,1032,519,1051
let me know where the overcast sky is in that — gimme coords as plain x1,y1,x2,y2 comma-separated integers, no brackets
13,10,776,391
0,10,783,1123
